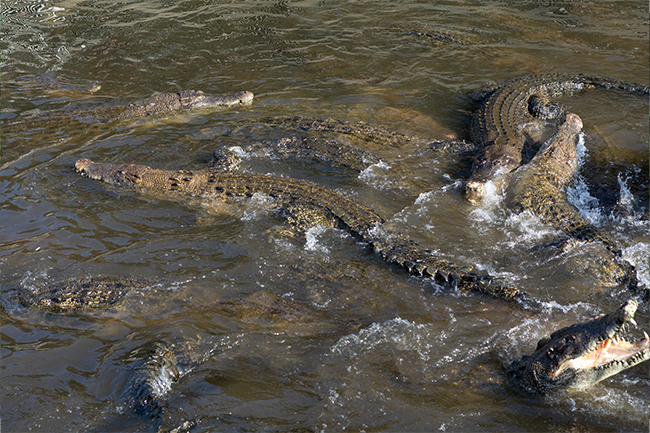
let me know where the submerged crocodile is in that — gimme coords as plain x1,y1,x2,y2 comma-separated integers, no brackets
211,136,382,173
74,157,535,304
2,89,254,139
245,116,418,148
4,75,102,94
507,299,650,394
18,275,159,313
466,73,650,203
109,288,362,426
504,113,638,291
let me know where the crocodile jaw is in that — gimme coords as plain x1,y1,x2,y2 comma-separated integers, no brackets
557,331,650,384
549,300,650,389
75,158,151,186
508,300,650,394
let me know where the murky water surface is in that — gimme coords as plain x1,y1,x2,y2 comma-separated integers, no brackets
1,1,649,431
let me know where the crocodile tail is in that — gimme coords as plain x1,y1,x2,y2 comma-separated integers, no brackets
576,74,650,96
365,234,541,306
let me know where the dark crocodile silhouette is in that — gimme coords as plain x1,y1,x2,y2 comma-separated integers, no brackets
507,299,649,394
74,157,535,304
466,73,649,204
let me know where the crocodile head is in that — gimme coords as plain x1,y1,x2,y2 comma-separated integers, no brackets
75,158,152,187
178,89,254,109
507,299,649,394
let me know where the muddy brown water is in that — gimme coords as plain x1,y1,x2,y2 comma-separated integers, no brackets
1,1,648,431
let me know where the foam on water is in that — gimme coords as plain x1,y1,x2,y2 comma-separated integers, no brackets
330,317,435,362
468,180,507,229
623,243,649,287
566,176,603,226
304,225,331,254
504,210,559,247
358,160,393,190
566,133,605,226
241,191,276,221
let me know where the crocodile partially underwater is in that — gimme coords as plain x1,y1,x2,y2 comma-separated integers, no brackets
211,135,382,173
507,299,649,394
112,297,650,420
503,113,638,291
18,275,159,313
3,75,102,94
2,88,254,140
74,157,535,304
18,277,362,426
465,73,650,204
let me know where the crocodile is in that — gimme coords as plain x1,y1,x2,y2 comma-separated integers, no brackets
504,113,638,291
246,116,418,148
16,276,648,431
18,275,159,314
120,338,213,420
210,135,474,175
74,157,537,304
466,73,650,204
507,299,650,394
211,136,382,173
119,289,363,427
2,89,254,140
207,115,640,292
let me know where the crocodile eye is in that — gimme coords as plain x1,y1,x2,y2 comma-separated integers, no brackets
546,347,556,359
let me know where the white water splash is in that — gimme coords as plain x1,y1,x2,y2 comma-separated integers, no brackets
304,225,331,254
623,243,650,287
566,175,603,226
358,160,392,189
468,179,507,230
330,317,434,362
241,192,275,221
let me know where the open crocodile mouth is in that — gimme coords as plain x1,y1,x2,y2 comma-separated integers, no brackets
556,302,650,376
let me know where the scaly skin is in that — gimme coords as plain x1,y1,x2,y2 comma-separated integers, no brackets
120,339,213,420
75,158,534,304
253,116,417,147
505,113,638,291
466,73,650,203
2,89,254,139
507,299,650,394
209,115,639,292
18,281,648,426
18,275,158,313
119,90,253,118
211,136,381,172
